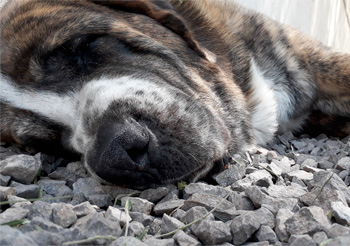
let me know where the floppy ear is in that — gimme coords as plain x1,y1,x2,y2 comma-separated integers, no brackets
91,0,215,62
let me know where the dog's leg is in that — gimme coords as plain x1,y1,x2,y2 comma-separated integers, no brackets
285,28,350,117
285,28,350,136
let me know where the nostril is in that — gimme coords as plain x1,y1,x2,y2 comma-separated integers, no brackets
126,144,149,166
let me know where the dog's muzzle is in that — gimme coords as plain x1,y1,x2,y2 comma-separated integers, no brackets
87,118,162,186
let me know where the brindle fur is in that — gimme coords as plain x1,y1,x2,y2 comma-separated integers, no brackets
1,0,349,187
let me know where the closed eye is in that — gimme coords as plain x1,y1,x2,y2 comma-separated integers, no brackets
52,34,104,66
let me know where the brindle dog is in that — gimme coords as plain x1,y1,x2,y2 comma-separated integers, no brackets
1,0,349,187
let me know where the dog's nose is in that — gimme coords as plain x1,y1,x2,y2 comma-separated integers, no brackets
89,118,159,185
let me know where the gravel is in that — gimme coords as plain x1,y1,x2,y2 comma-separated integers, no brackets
0,132,349,245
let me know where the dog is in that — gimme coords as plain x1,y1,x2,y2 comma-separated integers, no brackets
1,0,349,188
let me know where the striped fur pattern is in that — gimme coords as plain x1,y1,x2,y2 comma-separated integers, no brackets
1,0,349,187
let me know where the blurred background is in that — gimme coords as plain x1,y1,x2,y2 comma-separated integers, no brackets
235,0,350,52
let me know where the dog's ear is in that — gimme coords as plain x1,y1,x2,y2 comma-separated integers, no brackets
91,0,215,62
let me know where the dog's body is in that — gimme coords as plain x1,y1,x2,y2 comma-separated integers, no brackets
1,0,349,187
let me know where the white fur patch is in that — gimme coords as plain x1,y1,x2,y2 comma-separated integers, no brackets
0,74,76,128
248,61,278,144
248,60,295,144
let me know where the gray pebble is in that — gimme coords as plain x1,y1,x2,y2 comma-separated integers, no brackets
285,206,331,236
0,226,38,246
254,225,278,244
52,202,77,228
0,154,41,184
111,236,147,246
0,207,29,224
139,187,169,203
153,199,185,216
182,192,236,221
0,174,11,186
144,238,176,246
173,230,201,246
331,201,350,226
288,234,316,246
121,197,154,215
9,181,40,199
105,206,131,226
72,201,96,218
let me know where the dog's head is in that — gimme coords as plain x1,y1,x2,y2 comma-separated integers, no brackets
0,0,252,187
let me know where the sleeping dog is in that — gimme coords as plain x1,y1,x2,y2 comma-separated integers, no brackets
1,0,349,187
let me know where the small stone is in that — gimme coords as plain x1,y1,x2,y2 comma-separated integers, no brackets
255,225,278,244
267,184,307,199
230,211,261,245
26,230,65,246
285,206,331,236
9,181,40,199
301,159,318,168
129,212,154,227
191,220,232,245
0,207,29,224
48,167,79,188
288,234,316,246
161,214,185,234
37,178,73,197
245,186,297,211
173,230,201,246
327,223,350,238
325,236,350,246
275,208,294,242
139,187,169,202
86,194,113,207
272,157,294,173
144,238,176,246
30,216,64,233
337,157,350,171
213,162,246,186
228,192,255,210
0,174,11,186
183,182,231,199
148,218,162,236
121,197,154,215
318,160,335,169
291,140,307,150
266,162,282,176
66,161,90,178
286,170,313,182
122,221,144,237
52,202,77,228
232,169,273,191
182,206,214,225
72,201,96,218
266,151,278,162
331,201,350,226
0,154,41,184
72,178,101,197
312,231,328,245
312,171,350,204
153,199,185,216
7,195,32,209
110,236,147,246
73,213,121,238
28,201,53,221
171,209,186,222
0,226,38,246
105,206,131,226
0,186,15,200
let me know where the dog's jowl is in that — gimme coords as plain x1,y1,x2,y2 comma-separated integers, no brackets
1,0,349,188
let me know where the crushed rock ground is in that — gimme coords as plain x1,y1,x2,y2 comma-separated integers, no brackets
0,132,349,246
